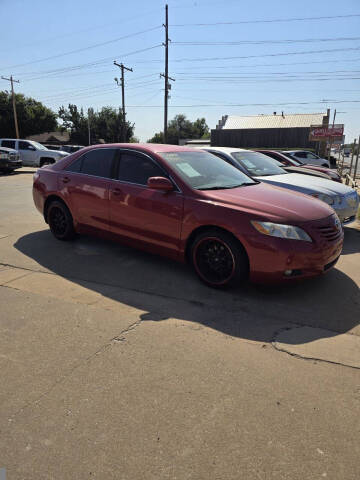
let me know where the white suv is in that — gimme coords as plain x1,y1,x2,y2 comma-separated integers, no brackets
0,139,69,167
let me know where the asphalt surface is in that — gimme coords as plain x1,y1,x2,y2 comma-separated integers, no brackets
0,168,359,480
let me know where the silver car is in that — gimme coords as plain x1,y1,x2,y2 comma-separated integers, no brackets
205,147,359,224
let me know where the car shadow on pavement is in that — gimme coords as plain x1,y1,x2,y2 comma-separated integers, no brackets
14,230,360,345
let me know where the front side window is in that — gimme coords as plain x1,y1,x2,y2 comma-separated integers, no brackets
118,152,165,185
231,151,286,177
19,141,34,150
159,150,256,190
2,140,15,149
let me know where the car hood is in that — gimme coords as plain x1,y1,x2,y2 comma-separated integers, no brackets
256,172,353,196
200,182,333,223
47,149,69,156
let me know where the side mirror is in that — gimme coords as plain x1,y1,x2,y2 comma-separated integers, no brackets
28,146,36,151
147,176,174,192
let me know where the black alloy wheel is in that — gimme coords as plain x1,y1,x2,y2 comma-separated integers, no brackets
191,230,248,288
47,201,75,241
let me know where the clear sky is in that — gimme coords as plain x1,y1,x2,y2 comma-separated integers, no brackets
1,0,360,142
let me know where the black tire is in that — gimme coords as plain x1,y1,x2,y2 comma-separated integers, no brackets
191,229,249,288
47,200,75,241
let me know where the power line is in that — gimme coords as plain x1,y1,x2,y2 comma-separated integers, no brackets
2,26,162,70
11,45,163,81
124,99,360,107
173,36,360,45
169,46,360,63
170,13,360,26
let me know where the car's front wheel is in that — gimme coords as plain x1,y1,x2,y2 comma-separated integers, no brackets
191,229,248,288
47,200,75,241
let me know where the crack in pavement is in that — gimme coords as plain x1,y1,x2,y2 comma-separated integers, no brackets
7,318,143,421
271,326,360,370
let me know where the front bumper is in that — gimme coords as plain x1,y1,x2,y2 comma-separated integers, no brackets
242,221,344,284
0,160,22,170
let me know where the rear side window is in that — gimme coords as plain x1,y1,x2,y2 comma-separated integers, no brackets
2,140,15,148
117,152,165,185
66,149,116,178
66,157,82,173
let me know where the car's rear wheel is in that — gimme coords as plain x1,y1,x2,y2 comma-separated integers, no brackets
191,230,248,288
47,200,75,241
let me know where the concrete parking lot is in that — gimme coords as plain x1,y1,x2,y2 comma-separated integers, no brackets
0,168,359,480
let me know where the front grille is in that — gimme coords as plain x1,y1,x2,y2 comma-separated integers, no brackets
315,225,342,242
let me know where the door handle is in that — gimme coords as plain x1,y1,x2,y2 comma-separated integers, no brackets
62,176,70,184
112,187,122,196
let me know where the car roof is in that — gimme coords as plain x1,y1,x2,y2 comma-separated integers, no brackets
205,146,248,154
79,143,204,154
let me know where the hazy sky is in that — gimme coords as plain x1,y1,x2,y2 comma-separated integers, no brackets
1,0,360,141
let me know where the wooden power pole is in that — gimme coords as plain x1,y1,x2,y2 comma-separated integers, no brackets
114,61,133,142
160,4,175,143
1,75,20,138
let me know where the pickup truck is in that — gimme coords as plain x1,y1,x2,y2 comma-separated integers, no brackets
0,147,22,173
0,139,69,167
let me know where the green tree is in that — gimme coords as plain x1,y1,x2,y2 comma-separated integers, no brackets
148,114,210,144
0,90,57,138
58,104,135,144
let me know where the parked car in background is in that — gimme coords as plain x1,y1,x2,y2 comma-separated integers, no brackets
204,147,359,224
258,150,342,183
284,150,330,167
0,146,22,173
0,139,69,167
33,144,343,287
61,145,85,153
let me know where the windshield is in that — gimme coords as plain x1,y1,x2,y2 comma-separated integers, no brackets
159,151,257,190
231,151,287,177
281,152,303,166
30,141,48,151
306,152,320,160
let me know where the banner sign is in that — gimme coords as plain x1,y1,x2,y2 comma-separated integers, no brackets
309,124,344,141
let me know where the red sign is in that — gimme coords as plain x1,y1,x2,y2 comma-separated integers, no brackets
309,124,344,141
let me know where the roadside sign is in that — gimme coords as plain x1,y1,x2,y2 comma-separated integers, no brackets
309,124,344,141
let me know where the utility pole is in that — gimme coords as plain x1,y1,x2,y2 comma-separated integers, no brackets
327,108,336,164
160,4,175,143
353,134,360,183
87,108,91,146
1,75,20,138
114,61,133,142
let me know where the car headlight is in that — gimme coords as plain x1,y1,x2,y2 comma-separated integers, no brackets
311,193,334,205
251,221,312,242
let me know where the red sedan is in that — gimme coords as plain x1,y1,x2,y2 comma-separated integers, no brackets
33,144,343,287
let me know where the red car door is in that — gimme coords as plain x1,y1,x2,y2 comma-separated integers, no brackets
59,148,117,233
108,149,184,259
